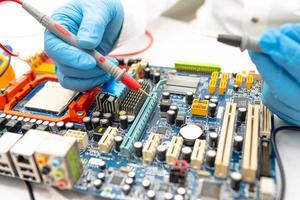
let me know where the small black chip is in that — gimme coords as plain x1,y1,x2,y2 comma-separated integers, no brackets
175,115,185,127
110,176,124,185
234,97,248,108
200,181,221,200
157,127,168,134
93,127,107,142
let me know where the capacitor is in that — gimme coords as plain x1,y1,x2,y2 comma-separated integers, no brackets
208,132,218,148
92,111,101,118
164,193,173,200
92,117,100,128
147,190,156,200
5,114,12,120
205,150,216,168
177,187,186,196
56,121,65,130
119,110,127,116
170,105,179,116
83,117,93,131
17,116,24,124
93,179,102,189
114,136,123,152
122,184,131,195
23,118,30,123
209,97,218,105
208,103,217,117
144,67,151,79
134,141,143,157
233,84,239,92
233,135,243,152
128,171,136,180
103,113,113,122
174,195,183,200
142,179,151,189
156,145,167,161
167,110,176,125
185,92,194,105
11,115,18,120
181,147,192,163
65,122,74,130
153,72,161,84
230,171,242,191
162,91,170,99
237,107,247,122
49,122,57,132
97,172,105,180
179,124,203,145
100,118,110,127
36,120,43,126
125,177,134,185
119,115,128,130
29,118,37,124
99,160,106,170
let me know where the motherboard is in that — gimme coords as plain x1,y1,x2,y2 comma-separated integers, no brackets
0,56,276,200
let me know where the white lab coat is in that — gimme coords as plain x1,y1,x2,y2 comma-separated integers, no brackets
118,0,300,46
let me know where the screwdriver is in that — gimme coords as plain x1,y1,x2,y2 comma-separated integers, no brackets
16,1,149,96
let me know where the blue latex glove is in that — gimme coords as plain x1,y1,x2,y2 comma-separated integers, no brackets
44,0,124,91
249,24,300,126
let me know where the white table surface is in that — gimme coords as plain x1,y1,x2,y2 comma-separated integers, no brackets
0,1,299,199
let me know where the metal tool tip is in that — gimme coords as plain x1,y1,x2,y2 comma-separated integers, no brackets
139,89,150,97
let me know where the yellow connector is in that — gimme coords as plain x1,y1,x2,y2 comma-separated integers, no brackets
235,74,243,87
219,79,228,95
191,99,208,116
142,133,161,163
98,127,117,153
221,73,229,81
246,74,254,89
211,71,219,80
166,136,183,165
208,79,217,94
191,139,206,169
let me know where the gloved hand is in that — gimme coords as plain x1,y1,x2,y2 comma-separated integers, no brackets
249,24,300,126
44,0,124,91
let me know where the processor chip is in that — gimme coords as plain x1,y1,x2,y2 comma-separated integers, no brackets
24,81,77,114
200,181,221,200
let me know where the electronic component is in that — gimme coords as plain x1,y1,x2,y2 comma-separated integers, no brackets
169,160,188,184
234,97,248,108
181,147,192,162
98,127,118,153
179,124,203,145
205,150,216,168
175,114,185,127
142,133,161,163
190,139,206,169
208,103,217,117
164,75,199,95
260,177,275,200
209,79,217,94
25,81,77,114
34,133,82,189
64,129,88,150
215,102,237,178
260,103,272,138
114,136,123,152
260,138,271,177
156,126,168,135
246,74,253,89
242,105,259,183
119,115,128,129
235,74,243,87
199,181,221,200
237,107,247,122
10,129,50,182
191,99,208,116
166,136,183,165
185,92,194,105
230,172,242,191
156,145,167,162
208,132,218,149
133,141,143,157
160,99,172,112
83,116,92,131
174,61,221,74
218,79,227,95
166,110,176,125
233,135,243,152
0,132,22,177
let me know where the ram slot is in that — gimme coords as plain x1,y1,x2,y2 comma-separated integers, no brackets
142,133,161,163
242,104,259,183
98,127,117,153
215,102,237,178
191,139,206,169
166,136,183,165
260,103,272,138
120,92,158,155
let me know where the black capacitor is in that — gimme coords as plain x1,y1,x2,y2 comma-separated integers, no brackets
144,67,151,79
56,121,65,131
233,84,239,92
185,92,194,105
209,97,218,105
205,150,216,168
208,132,218,148
100,118,110,127
142,179,151,189
230,172,242,191
92,111,102,118
147,190,156,200
49,122,57,132
208,103,217,117
153,72,161,84
156,145,167,161
162,91,170,99
125,177,134,185
122,184,131,195
92,118,100,128
119,115,128,130
204,95,210,101
237,107,247,122
65,122,74,130
17,117,24,124
170,105,179,116
133,141,143,157
128,171,136,180
103,113,113,122
83,117,93,131
181,147,192,163
233,135,243,152
114,135,123,152
93,179,102,189
23,118,30,123
167,110,176,125
99,160,106,170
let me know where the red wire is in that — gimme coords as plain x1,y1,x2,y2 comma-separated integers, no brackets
0,43,18,57
109,30,154,57
0,0,23,4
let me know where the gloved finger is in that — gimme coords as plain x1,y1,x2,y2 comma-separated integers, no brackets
56,67,111,92
56,62,107,79
259,29,300,80
249,51,300,108
77,2,112,50
44,30,96,70
262,84,300,126
280,24,300,43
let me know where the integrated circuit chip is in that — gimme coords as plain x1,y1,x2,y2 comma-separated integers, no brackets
199,181,221,200
110,175,124,185
156,126,168,134
24,81,77,114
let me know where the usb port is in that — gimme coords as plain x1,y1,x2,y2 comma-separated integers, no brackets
20,167,33,173
17,155,30,164
0,162,9,168
23,175,36,181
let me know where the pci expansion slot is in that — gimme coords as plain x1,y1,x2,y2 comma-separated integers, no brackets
120,92,158,155
215,102,237,178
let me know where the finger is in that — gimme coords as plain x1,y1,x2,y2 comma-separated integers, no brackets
262,84,300,126
259,29,300,80
44,30,96,70
280,23,300,43
56,67,111,92
249,51,300,107
56,62,108,79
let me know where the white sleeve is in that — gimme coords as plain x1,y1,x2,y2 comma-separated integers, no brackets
116,0,178,47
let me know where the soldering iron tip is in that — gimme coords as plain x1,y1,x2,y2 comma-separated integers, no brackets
139,89,150,97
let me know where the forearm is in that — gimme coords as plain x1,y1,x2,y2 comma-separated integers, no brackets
116,0,178,46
